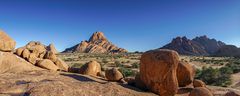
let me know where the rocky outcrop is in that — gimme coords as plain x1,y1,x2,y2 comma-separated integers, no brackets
79,61,101,76
140,49,179,95
0,51,42,73
63,32,127,53
0,30,16,52
105,68,124,81
0,31,42,74
14,41,69,71
192,35,225,54
177,61,195,87
160,35,225,56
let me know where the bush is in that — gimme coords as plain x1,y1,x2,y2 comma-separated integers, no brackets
195,67,232,87
225,60,240,73
102,58,108,64
115,61,124,67
132,62,140,68
71,63,83,68
119,67,135,77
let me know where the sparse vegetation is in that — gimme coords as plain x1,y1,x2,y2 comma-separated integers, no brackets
195,66,232,87
119,67,135,77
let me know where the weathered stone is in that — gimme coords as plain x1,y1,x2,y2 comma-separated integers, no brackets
193,79,206,88
22,49,30,59
105,68,123,81
79,61,101,76
37,59,59,71
189,87,213,96
54,58,69,72
140,49,179,96
0,30,16,52
177,61,195,87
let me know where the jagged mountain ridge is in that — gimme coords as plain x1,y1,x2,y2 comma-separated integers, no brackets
160,35,226,56
63,32,127,53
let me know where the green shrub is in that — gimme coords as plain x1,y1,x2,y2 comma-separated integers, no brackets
102,58,108,64
71,63,84,68
119,67,135,77
195,67,232,87
225,61,240,73
132,62,140,68
115,61,124,67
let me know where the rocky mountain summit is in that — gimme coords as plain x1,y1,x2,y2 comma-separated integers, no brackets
63,32,127,53
161,35,226,56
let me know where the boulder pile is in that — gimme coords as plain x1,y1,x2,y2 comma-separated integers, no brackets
14,41,69,71
128,49,213,96
0,30,43,73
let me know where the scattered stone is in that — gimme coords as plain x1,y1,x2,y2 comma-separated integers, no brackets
79,61,101,76
105,68,123,81
140,49,179,96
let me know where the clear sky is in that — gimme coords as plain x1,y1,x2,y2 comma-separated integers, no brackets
0,0,240,52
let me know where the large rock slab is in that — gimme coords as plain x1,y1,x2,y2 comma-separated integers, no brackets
0,71,157,96
0,30,16,52
140,49,179,96
0,51,42,74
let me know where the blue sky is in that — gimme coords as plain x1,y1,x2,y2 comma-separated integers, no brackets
0,0,240,52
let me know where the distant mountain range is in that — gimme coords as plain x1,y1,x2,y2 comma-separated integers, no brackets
63,32,127,53
160,35,240,57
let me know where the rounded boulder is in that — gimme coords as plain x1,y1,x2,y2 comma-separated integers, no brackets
140,49,179,96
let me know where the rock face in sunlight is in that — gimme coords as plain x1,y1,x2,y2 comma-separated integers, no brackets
0,51,42,74
79,61,101,76
14,41,69,72
47,43,59,54
105,68,124,81
0,30,16,52
140,49,179,96
160,35,225,56
63,31,127,53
